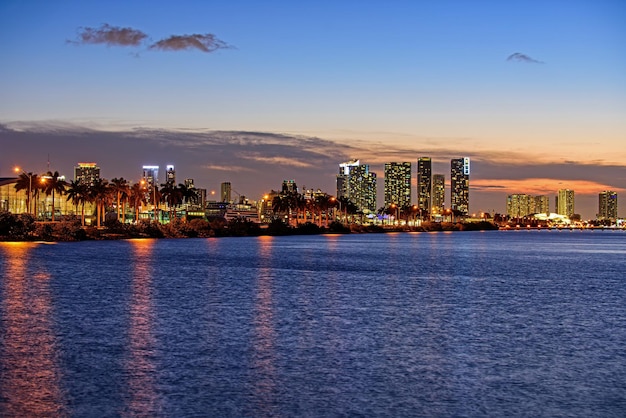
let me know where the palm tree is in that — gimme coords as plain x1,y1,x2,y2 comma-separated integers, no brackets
149,185,162,222
338,197,356,224
89,178,111,227
42,171,67,221
272,194,291,224
129,182,147,223
110,178,130,223
294,193,307,225
14,172,40,215
178,183,197,206
66,180,89,226
160,182,183,221
315,194,332,227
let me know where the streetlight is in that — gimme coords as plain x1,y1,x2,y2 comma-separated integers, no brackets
330,197,343,224
390,203,399,226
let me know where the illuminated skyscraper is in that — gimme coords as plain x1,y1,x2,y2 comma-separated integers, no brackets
142,165,159,187
507,194,532,218
166,164,176,185
384,162,411,208
532,195,550,215
432,174,445,214
417,157,432,214
337,159,377,213
74,162,100,186
556,189,575,218
142,165,159,205
598,190,618,221
282,180,298,194
451,157,470,215
221,182,232,203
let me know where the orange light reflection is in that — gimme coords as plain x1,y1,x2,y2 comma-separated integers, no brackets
0,242,65,416
124,239,160,415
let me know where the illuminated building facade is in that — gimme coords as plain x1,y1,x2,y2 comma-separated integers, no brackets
142,165,159,187
432,174,445,214
417,157,432,214
384,162,411,208
507,194,532,218
282,180,298,194
451,157,470,215
532,195,550,215
507,194,550,217
142,165,159,205
598,190,618,221
166,164,176,185
221,182,232,203
337,159,377,213
556,189,575,218
74,162,100,186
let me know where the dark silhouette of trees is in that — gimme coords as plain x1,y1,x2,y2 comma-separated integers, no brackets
110,178,130,223
66,180,89,226
42,171,68,222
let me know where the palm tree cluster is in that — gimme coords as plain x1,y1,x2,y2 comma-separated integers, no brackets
270,192,360,226
14,173,200,226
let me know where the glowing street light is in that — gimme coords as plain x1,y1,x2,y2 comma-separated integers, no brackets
390,203,399,225
330,196,343,224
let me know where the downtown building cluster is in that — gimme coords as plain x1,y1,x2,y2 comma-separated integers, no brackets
1,157,621,225
336,157,470,218
506,189,619,222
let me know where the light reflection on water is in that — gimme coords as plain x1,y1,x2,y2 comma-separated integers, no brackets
0,242,65,417
124,239,159,417
0,231,625,416
248,235,278,417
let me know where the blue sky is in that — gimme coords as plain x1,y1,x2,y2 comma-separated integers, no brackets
1,0,625,218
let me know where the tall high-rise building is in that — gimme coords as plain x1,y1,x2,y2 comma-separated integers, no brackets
142,165,159,187
282,180,298,194
532,195,550,215
142,165,159,205
556,189,575,218
432,174,445,214
451,157,470,215
598,190,618,221
221,182,232,203
507,194,550,217
417,157,432,214
74,162,100,186
337,159,377,213
507,194,532,218
384,162,411,208
166,164,176,185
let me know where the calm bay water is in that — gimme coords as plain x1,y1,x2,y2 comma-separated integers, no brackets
1,230,625,417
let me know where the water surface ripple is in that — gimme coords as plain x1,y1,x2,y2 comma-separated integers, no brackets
1,231,625,416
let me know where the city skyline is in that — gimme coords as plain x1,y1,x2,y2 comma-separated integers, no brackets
1,1,625,219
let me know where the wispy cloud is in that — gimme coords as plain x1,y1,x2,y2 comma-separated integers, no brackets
149,34,233,53
69,24,148,47
68,24,234,54
507,52,544,64
204,164,254,172
472,178,625,195
238,154,313,168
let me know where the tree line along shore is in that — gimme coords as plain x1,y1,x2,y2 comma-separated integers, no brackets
0,212,498,242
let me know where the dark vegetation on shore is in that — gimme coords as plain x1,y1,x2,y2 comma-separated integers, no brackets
0,211,498,242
